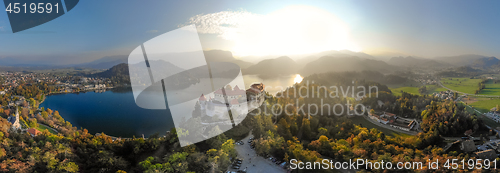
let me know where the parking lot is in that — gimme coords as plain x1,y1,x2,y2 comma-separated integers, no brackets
228,132,287,173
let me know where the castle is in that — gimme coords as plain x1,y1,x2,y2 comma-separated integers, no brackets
198,83,265,119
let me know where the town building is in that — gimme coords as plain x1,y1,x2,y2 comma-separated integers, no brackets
27,128,41,137
474,149,497,160
485,111,500,123
460,140,476,152
369,112,395,124
368,112,418,131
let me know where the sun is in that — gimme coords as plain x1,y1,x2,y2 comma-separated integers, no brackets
231,6,361,57
294,74,303,84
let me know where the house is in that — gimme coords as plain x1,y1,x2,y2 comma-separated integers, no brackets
460,140,476,152
474,149,497,160
27,128,41,137
379,112,396,124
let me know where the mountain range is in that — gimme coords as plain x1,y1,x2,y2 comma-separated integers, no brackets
242,56,299,76
2,49,499,77
387,56,450,68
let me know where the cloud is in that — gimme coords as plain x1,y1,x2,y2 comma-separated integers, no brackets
147,30,159,33
182,6,360,56
181,10,262,41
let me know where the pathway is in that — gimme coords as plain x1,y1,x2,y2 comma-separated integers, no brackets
231,132,287,173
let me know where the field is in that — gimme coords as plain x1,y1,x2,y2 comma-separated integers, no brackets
426,84,448,93
389,85,446,96
441,77,482,94
36,124,57,134
459,99,500,128
468,98,500,113
390,87,420,96
480,80,500,95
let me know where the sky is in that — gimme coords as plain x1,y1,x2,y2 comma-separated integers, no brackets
0,0,500,65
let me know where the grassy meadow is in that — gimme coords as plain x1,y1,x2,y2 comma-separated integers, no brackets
390,84,446,96
441,77,482,94
480,80,500,95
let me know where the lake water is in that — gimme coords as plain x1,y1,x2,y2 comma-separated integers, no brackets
40,88,174,138
243,74,302,94
40,75,301,137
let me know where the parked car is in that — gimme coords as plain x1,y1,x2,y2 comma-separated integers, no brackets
280,162,287,168
232,165,240,169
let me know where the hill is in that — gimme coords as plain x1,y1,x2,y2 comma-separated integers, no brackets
296,50,375,68
75,50,253,70
471,56,499,68
435,66,482,77
387,56,449,68
300,56,397,76
203,50,254,69
433,54,490,66
89,63,130,84
242,56,299,76
73,55,128,69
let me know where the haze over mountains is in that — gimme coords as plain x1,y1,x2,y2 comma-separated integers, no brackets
242,56,299,76
387,54,500,69
2,49,499,77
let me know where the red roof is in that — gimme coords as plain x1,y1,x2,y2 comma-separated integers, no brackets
384,112,396,117
250,83,264,91
247,83,264,94
230,99,239,105
27,128,41,136
199,94,207,101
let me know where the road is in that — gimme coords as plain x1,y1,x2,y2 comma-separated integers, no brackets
231,132,287,173
232,132,358,173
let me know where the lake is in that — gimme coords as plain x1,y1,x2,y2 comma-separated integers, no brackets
40,88,174,138
243,74,302,94
40,75,302,137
